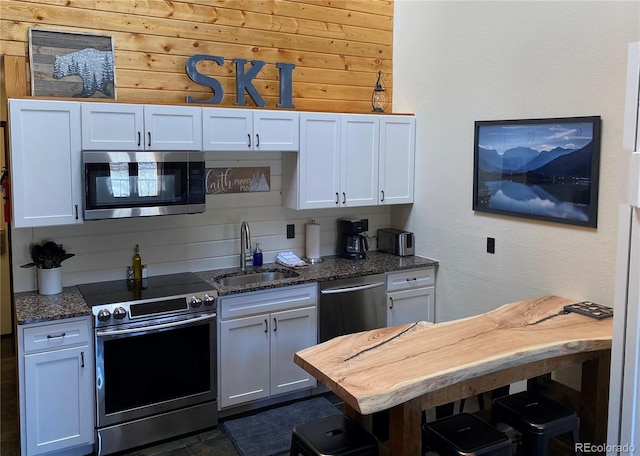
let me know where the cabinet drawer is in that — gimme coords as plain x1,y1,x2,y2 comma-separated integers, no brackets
220,283,317,320
386,268,435,292
23,318,90,353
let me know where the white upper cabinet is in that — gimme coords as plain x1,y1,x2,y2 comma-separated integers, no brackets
379,116,415,204
81,103,202,150
8,99,83,228
282,112,415,210
341,114,379,207
282,112,341,209
203,108,299,151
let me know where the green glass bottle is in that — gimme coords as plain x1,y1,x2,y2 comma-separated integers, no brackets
133,244,142,281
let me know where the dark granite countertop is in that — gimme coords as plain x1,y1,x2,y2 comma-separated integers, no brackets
15,252,438,325
197,252,438,296
14,286,93,325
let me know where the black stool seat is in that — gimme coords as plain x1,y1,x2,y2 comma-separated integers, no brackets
492,390,580,456
290,414,378,456
423,412,511,456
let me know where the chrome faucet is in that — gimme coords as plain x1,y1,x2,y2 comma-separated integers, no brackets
240,221,252,271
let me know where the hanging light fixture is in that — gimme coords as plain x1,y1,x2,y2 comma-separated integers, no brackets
371,71,387,112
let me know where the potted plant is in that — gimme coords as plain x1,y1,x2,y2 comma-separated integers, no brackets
21,241,74,295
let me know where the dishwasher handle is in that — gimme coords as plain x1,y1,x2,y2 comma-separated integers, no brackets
320,281,385,295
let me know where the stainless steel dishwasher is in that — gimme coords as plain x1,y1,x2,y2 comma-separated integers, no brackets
318,274,386,342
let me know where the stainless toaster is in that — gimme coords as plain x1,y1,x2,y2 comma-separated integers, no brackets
377,228,415,256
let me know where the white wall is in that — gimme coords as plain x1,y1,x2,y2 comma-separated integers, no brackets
393,1,640,322
11,152,391,292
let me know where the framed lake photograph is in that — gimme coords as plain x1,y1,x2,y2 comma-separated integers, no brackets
29,28,116,99
473,116,601,228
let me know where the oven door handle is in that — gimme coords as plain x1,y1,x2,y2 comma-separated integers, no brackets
95,312,216,337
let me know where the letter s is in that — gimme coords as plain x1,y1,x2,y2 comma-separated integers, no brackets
185,54,224,104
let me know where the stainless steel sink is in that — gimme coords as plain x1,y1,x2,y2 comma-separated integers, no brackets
216,270,299,287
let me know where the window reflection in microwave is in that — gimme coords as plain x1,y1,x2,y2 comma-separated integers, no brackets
138,162,159,197
109,162,130,197
108,162,159,198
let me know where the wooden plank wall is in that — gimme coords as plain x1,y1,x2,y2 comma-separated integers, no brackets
0,0,394,113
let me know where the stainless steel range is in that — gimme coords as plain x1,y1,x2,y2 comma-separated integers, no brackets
78,272,218,456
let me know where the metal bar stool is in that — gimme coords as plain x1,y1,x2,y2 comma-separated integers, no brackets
423,412,512,456
491,390,581,456
290,414,378,456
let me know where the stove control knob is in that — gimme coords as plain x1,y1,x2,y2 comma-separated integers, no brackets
113,307,127,320
97,309,111,322
190,296,203,308
203,294,215,306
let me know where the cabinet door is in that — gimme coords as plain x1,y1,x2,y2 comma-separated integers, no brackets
219,314,270,408
379,116,415,204
297,113,341,209
341,115,379,207
270,306,317,396
387,286,434,326
24,345,93,455
253,111,299,151
143,105,202,150
9,99,82,228
202,108,252,151
81,103,144,150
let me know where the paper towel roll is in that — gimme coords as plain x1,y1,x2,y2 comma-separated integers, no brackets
305,221,321,260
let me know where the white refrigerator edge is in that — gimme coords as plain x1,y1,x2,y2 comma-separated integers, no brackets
607,41,640,452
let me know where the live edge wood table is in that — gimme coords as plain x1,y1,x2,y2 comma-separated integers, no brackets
295,296,613,456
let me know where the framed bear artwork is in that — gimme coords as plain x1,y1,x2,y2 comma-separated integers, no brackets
28,28,116,99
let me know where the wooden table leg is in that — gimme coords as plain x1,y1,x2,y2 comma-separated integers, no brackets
580,350,611,447
388,396,422,456
344,403,373,430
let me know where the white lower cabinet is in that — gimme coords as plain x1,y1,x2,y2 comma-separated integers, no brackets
18,317,94,456
218,283,317,409
386,268,435,326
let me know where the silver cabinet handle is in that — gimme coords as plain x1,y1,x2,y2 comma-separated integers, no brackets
335,193,339,205
47,333,66,339
381,190,385,202
75,204,79,220
147,132,151,147
256,134,260,148
273,317,278,332
342,192,346,204
248,134,252,148
81,351,85,368
389,297,394,309
137,131,141,146
264,319,268,333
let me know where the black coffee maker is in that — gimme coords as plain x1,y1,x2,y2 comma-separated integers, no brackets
337,218,369,259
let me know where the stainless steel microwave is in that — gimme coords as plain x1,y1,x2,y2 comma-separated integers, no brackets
82,151,206,220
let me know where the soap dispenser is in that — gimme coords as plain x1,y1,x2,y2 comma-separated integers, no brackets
253,243,263,267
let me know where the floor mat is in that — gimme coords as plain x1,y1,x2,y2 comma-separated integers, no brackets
219,396,342,456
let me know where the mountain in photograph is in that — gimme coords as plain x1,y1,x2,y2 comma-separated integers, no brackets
478,144,591,176
529,142,593,179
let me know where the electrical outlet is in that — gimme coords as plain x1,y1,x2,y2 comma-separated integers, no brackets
487,237,495,254
286,224,295,239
